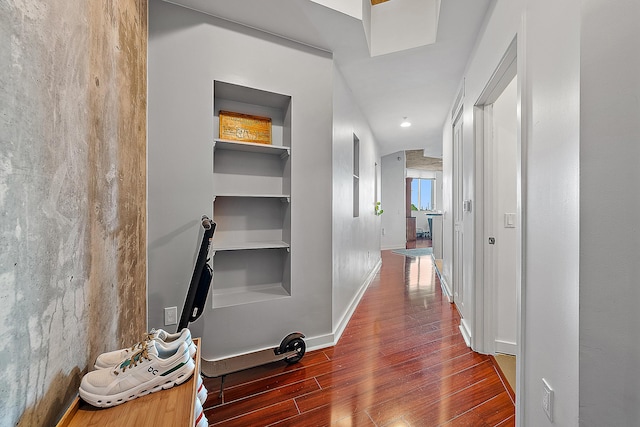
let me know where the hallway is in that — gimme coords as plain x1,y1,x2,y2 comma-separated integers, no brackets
202,251,515,426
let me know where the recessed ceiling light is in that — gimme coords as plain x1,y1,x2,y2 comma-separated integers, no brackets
401,117,411,127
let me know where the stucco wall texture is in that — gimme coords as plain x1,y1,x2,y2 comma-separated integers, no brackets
0,1,147,425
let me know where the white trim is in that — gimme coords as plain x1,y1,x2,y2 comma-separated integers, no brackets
474,37,518,356
452,79,465,120
304,333,338,353
333,259,382,343
451,108,464,314
495,339,517,355
473,102,486,353
440,276,452,303
476,42,517,105
433,254,453,302
459,319,472,347
471,32,526,427
306,259,382,352
481,103,495,355
515,15,528,426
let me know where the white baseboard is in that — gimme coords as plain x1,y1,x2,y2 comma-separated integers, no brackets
333,259,381,344
441,281,452,303
305,259,382,353
431,255,453,302
459,319,472,347
304,333,337,352
495,340,517,355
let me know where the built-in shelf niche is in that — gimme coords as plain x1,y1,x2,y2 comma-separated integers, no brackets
211,195,290,250
211,248,291,308
213,145,289,197
213,80,291,149
211,80,292,308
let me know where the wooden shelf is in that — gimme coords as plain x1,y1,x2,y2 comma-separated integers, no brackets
213,139,289,157
57,339,201,427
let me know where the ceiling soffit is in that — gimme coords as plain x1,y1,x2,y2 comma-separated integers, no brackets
366,0,441,57
406,149,442,171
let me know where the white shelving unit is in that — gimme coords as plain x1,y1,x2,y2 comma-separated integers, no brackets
211,81,292,309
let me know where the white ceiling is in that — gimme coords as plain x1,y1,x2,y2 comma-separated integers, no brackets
163,0,493,157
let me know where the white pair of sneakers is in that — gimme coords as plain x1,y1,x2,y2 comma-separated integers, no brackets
194,398,209,427
196,374,209,406
79,328,197,408
194,377,209,427
194,375,210,427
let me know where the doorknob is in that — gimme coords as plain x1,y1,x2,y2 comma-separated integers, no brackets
488,237,495,244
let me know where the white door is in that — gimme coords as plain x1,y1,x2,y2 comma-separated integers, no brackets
452,112,464,312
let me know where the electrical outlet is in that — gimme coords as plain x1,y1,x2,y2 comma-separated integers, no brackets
542,378,554,422
164,306,177,326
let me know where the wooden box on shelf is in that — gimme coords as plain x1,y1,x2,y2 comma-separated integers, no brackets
219,110,272,145
56,339,201,427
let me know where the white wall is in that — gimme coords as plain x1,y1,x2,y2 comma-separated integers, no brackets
148,1,334,359
435,171,443,210
410,210,429,233
331,66,382,338
369,0,439,57
579,0,640,424
442,0,580,425
309,0,362,19
381,151,406,250
522,2,580,425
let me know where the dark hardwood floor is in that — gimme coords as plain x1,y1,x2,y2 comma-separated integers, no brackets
202,250,515,426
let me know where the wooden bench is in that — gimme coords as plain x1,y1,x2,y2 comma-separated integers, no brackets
57,339,201,427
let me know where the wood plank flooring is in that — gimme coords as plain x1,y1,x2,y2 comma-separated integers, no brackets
202,250,515,426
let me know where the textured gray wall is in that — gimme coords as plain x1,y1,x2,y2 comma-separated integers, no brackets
0,1,147,425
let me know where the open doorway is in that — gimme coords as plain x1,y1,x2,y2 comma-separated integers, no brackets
452,107,465,318
485,74,518,393
405,152,443,251
474,37,522,401
490,76,518,356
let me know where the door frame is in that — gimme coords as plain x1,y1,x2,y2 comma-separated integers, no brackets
473,35,526,424
451,105,464,311
475,39,517,355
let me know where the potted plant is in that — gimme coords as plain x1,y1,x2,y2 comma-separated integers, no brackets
375,202,384,216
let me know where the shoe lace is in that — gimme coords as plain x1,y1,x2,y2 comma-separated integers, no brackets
115,345,151,375
123,331,155,354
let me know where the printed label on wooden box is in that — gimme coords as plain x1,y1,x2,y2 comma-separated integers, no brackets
219,111,272,145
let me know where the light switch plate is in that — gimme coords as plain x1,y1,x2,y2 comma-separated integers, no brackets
504,213,516,228
164,306,177,326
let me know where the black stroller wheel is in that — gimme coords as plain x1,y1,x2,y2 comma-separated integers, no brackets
284,338,305,364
